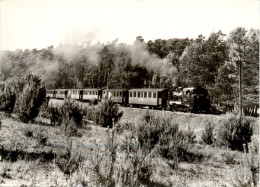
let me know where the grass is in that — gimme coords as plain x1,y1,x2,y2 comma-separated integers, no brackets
0,104,259,186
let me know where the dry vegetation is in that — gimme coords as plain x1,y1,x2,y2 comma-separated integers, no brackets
0,98,259,187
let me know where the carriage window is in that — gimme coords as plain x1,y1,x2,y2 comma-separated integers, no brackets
137,92,140,97
153,92,156,98
120,92,122,97
130,92,132,97
148,92,151,98
133,92,136,97
141,92,143,98
144,92,147,98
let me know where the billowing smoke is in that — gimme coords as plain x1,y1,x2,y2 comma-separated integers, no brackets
130,40,177,78
55,42,102,66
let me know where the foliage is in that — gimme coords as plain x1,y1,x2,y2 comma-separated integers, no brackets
94,94,123,128
216,115,253,151
201,122,215,145
137,113,196,162
228,28,259,110
179,32,228,88
48,105,63,126
230,139,259,187
57,97,85,136
243,138,259,186
13,73,46,122
0,73,46,122
55,139,85,175
221,150,237,165
0,77,24,113
89,122,153,186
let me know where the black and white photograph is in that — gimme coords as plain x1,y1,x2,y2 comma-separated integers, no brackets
0,0,259,186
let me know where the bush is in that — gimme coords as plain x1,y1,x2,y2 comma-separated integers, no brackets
56,97,86,136
89,123,153,186
0,78,23,113
216,115,253,151
201,122,215,145
48,104,62,126
136,113,195,162
38,98,50,119
94,95,123,128
55,139,85,175
14,73,46,122
46,97,87,136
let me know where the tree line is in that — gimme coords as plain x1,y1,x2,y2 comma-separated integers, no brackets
0,27,258,111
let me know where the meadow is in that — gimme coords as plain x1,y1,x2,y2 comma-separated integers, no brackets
0,99,259,187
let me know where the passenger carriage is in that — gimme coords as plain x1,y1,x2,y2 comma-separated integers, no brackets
102,89,129,105
68,89,82,100
82,88,102,101
46,89,56,98
128,88,168,109
55,89,68,99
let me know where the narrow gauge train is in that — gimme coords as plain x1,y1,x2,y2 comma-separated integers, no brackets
46,87,210,113
169,87,210,113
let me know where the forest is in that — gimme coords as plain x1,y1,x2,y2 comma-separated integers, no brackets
0,27,259,111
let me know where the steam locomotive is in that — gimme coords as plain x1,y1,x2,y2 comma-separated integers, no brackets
46,87,211,113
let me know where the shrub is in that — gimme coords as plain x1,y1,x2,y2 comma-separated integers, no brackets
230,165,252,187
114,136,153,186
216,115,253,151
48,105,62,126
55,139,85,175
136,114,195,162
221,150,237,164
242,138,259,186
89,123,153,186
57,97,86,136
0,78,23,113
38,98,50,119
94,95,123,128
142,109,152,123
45,97,86,136
201,122,215,145
14,73,46,122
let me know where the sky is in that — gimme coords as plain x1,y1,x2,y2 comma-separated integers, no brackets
0,0,259,50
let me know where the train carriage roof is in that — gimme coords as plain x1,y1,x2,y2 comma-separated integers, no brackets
129,88,168,92
103,89,128,92
54,89,68,91
82,88,102,91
